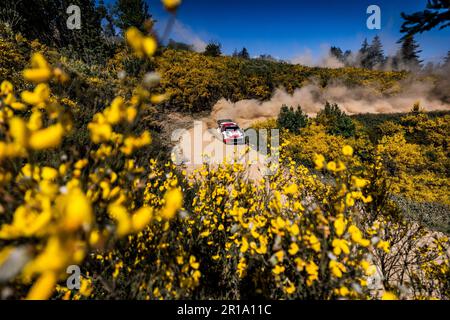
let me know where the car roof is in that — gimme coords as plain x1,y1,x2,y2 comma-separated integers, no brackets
221,122,237,127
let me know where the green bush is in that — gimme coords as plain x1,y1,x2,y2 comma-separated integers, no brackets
316,102,356,138
277,104,308,133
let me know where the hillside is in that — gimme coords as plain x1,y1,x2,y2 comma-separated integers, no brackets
0,20,449,302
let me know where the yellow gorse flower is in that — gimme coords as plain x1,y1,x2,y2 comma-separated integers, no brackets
342,145,353,156
332,238,350,256
334,215,347,236
329,260,346,278
160,188,183,219
29,124,64,150
21,83,50,106
60,188,93,231
162,0,181,11
381,291,398,300
125,27,157,58
23,53,52,83
26,272,57,300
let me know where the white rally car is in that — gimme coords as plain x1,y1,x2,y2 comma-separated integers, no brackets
217,119,245,144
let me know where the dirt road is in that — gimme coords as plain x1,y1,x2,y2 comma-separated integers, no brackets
168,115,272,181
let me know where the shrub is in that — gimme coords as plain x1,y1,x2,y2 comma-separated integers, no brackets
316,102,356,138
277,104,308,134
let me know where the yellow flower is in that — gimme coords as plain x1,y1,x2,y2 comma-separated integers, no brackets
88,122,112,143
61,188,93,231
162,0,181,11
237,257,246,278
284,281,296,294
23,68,52,83
329,260,346,278
0,80,13,95
289,223,300,236
125,27,158,58
23,237,68,276
89,230,100,246
339,286,350,296
150,94,167,104
143,37,157,57
274,250,284,262
314,154,325,170
334,215,347,236
272,265,285,275
131,207,153,232
28,111,43,131
273,216,286,229
41,167,58,180
105,97,125,124
189,256,199,269
79,278,93,297
332,238,350,256
21,84,50,105
308,234,321,252
26,272,57,300
306,261,319,285
29,124,64,150
377,240,390,253
125,27,144,54
160,188,183,219
108,205,131,237
283,183,298,195
23,53,52,83
345,193,355,207
288,242,299,255
381,291,398,300
348,225,370,247
360,260,377,276
9,117,28,148
295,257,306,271
352,176,369,188
342,145,353,156
327,161,337,172
240,237,249,253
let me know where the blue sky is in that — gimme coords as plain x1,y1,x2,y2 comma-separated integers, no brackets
117,0,450,63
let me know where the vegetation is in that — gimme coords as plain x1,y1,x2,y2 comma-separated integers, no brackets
316,102,356,138
0,0,449,301
277,105,309,134
203,42,222,57
113,0,152,32
400,0,450,39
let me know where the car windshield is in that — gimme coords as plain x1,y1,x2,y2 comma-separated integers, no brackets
225,126,239,131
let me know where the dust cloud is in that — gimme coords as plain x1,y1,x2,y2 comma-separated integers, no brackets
211,78,450,128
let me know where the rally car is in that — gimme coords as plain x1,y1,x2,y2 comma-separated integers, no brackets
216,119,245,144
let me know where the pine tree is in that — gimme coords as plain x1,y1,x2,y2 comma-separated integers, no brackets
399,35,423,70
98,0,116,38
330,46,344,61
366,36,385,69
359,38,371,68
401,0,450,39
238,47,250,59
114,0,151,32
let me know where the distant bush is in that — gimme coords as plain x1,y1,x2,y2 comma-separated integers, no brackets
316,102,356,138
277,105,308,133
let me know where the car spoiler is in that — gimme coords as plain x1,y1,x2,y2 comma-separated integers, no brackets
217,119,235,126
